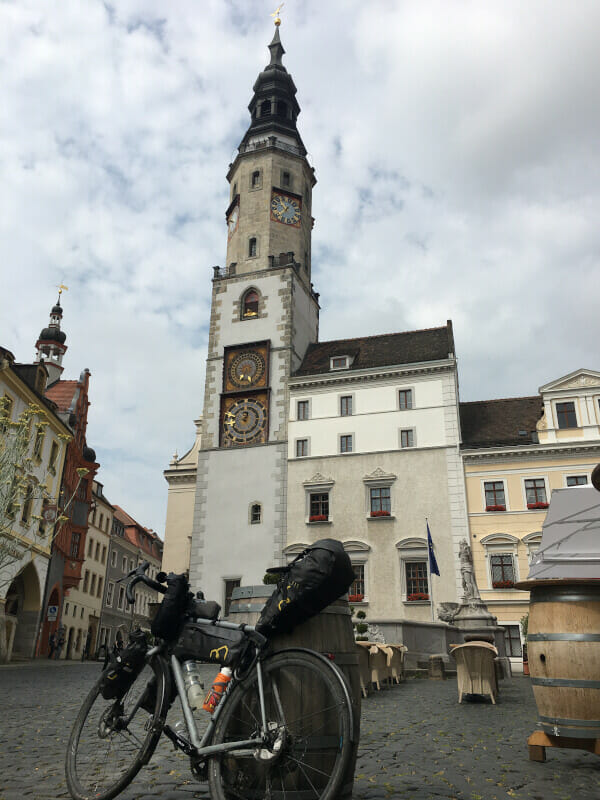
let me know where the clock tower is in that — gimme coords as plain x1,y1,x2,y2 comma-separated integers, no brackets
188,22,320,606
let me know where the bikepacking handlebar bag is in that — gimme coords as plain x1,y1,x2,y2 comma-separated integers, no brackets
256,538,356,638
150,572,190,640
172,622,250,668
100,630,148,700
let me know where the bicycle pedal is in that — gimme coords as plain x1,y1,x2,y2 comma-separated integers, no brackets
190,758,208,782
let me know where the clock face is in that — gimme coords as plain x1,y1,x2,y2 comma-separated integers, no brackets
228,351,266,389
227,205,239,238
222,396,268,446
271,193,301,226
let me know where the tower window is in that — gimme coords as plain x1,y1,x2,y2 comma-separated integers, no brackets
260,100,271,117
277,101,287,118
250,504,262,524
281,170,291,188
251,170,261,189
248,238,257,257
242,290,259,318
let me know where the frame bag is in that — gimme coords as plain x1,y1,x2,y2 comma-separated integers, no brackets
256,538,355,638
173,622,250,668
100,630,148,700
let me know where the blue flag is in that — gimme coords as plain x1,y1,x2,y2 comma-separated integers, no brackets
427,521,440,576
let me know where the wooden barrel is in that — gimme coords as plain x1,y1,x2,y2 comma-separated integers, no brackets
516,579,600,739
228,585,361,799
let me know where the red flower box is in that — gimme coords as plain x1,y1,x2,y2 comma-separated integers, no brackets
348,594,364,603
492,580,514,589
527,502,549,510
309,514,328,522
407,592,429,602
370,510,391,517
486,504,506,512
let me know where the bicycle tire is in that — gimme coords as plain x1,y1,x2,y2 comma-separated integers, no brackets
208,649,353,800
65,656,168,800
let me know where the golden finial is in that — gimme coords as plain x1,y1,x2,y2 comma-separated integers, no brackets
57,283,69,295
270,3,284,26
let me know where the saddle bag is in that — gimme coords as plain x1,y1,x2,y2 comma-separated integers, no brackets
150,572,190,640
100,630,148,700
256,538,355,638
172,622,250,669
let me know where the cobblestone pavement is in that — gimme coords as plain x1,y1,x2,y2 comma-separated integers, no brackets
0,661,599,800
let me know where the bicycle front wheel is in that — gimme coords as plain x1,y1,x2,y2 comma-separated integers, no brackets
65,658,167,800
208,650,353,800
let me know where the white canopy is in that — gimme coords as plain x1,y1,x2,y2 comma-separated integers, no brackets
527,486,600,580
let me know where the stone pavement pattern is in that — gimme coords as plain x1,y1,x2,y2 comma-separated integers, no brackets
0,662,599,800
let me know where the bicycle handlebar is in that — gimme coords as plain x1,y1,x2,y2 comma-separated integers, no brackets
125,561,167,605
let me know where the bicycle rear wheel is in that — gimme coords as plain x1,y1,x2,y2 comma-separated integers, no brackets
65,658,167,800
208,650,353,800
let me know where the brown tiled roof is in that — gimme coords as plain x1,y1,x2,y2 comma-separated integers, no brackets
294,322,454,377
460,396,543,449
113,505,163,558
45,380,78,413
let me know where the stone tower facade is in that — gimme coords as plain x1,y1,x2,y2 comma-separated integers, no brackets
188,25,319,607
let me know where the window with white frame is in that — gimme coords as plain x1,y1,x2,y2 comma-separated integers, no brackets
111,549,117,567
297,400,309,420
480,533,519,588
484,480,506,511
296,438,308,457
341,540,370,601
490,554,515,588
340,434,353,453
117,586,126,610
556,401,577,429
106,582,114,607
309,493,329,521
400,429,415,448
369,487,391,517
566,475,588,486
397,538,429,601
349,563,365,600
340,396,352,416
504,624,523,658
398,389,413,410
304,475,334,524
330,356,349,370
525,478,547,508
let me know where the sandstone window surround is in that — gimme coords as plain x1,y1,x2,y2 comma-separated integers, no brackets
522,531,543,565
555,399,578,429
249,168,262,191
398,387,414,410
399,428,416,448
295,437,310,458
363,468,397,520
296,399,310,420
480,533,520,589
339,433,353,454
248,236,259,258
565,474,588,487
345,541,370,603
303,473,335,524
523,477,548,509
339,394,353,417
396,538,430,602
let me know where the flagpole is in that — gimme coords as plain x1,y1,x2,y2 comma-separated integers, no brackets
426,517,434,622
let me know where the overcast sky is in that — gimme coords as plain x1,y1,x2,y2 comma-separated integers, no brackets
2,0,599,536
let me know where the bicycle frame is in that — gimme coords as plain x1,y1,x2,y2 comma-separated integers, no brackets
157,618,271,759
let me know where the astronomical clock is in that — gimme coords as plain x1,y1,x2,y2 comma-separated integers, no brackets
220,341,270,447
270,190,302,227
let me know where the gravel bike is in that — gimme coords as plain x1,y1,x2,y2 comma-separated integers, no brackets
65,563,354,800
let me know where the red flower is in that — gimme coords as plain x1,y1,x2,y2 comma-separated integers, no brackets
348,594,364,603
486,504,506,512
527,502,549,510
309,514,328,522
407,592,429,601
492,580,514,589
370,510,391,517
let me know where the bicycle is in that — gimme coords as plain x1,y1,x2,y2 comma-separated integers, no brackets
65,562,354,800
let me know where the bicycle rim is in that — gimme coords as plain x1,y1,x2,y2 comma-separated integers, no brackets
208,650,352,800
65,660,164,800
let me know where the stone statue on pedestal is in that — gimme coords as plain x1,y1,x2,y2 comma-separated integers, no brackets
459,539,481,603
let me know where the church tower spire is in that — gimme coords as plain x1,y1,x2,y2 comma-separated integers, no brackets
35,288,68,385
225,21,316,282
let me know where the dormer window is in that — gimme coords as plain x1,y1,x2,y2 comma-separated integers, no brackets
330,356,349,371
556,401,577,429
242,289,259,318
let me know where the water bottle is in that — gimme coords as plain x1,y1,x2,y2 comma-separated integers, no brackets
182,660,204,710
202,667,232,713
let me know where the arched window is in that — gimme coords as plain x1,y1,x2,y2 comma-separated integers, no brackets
248,237,257,257
250,503,262,524
260,100,271,117
242,289,259,318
